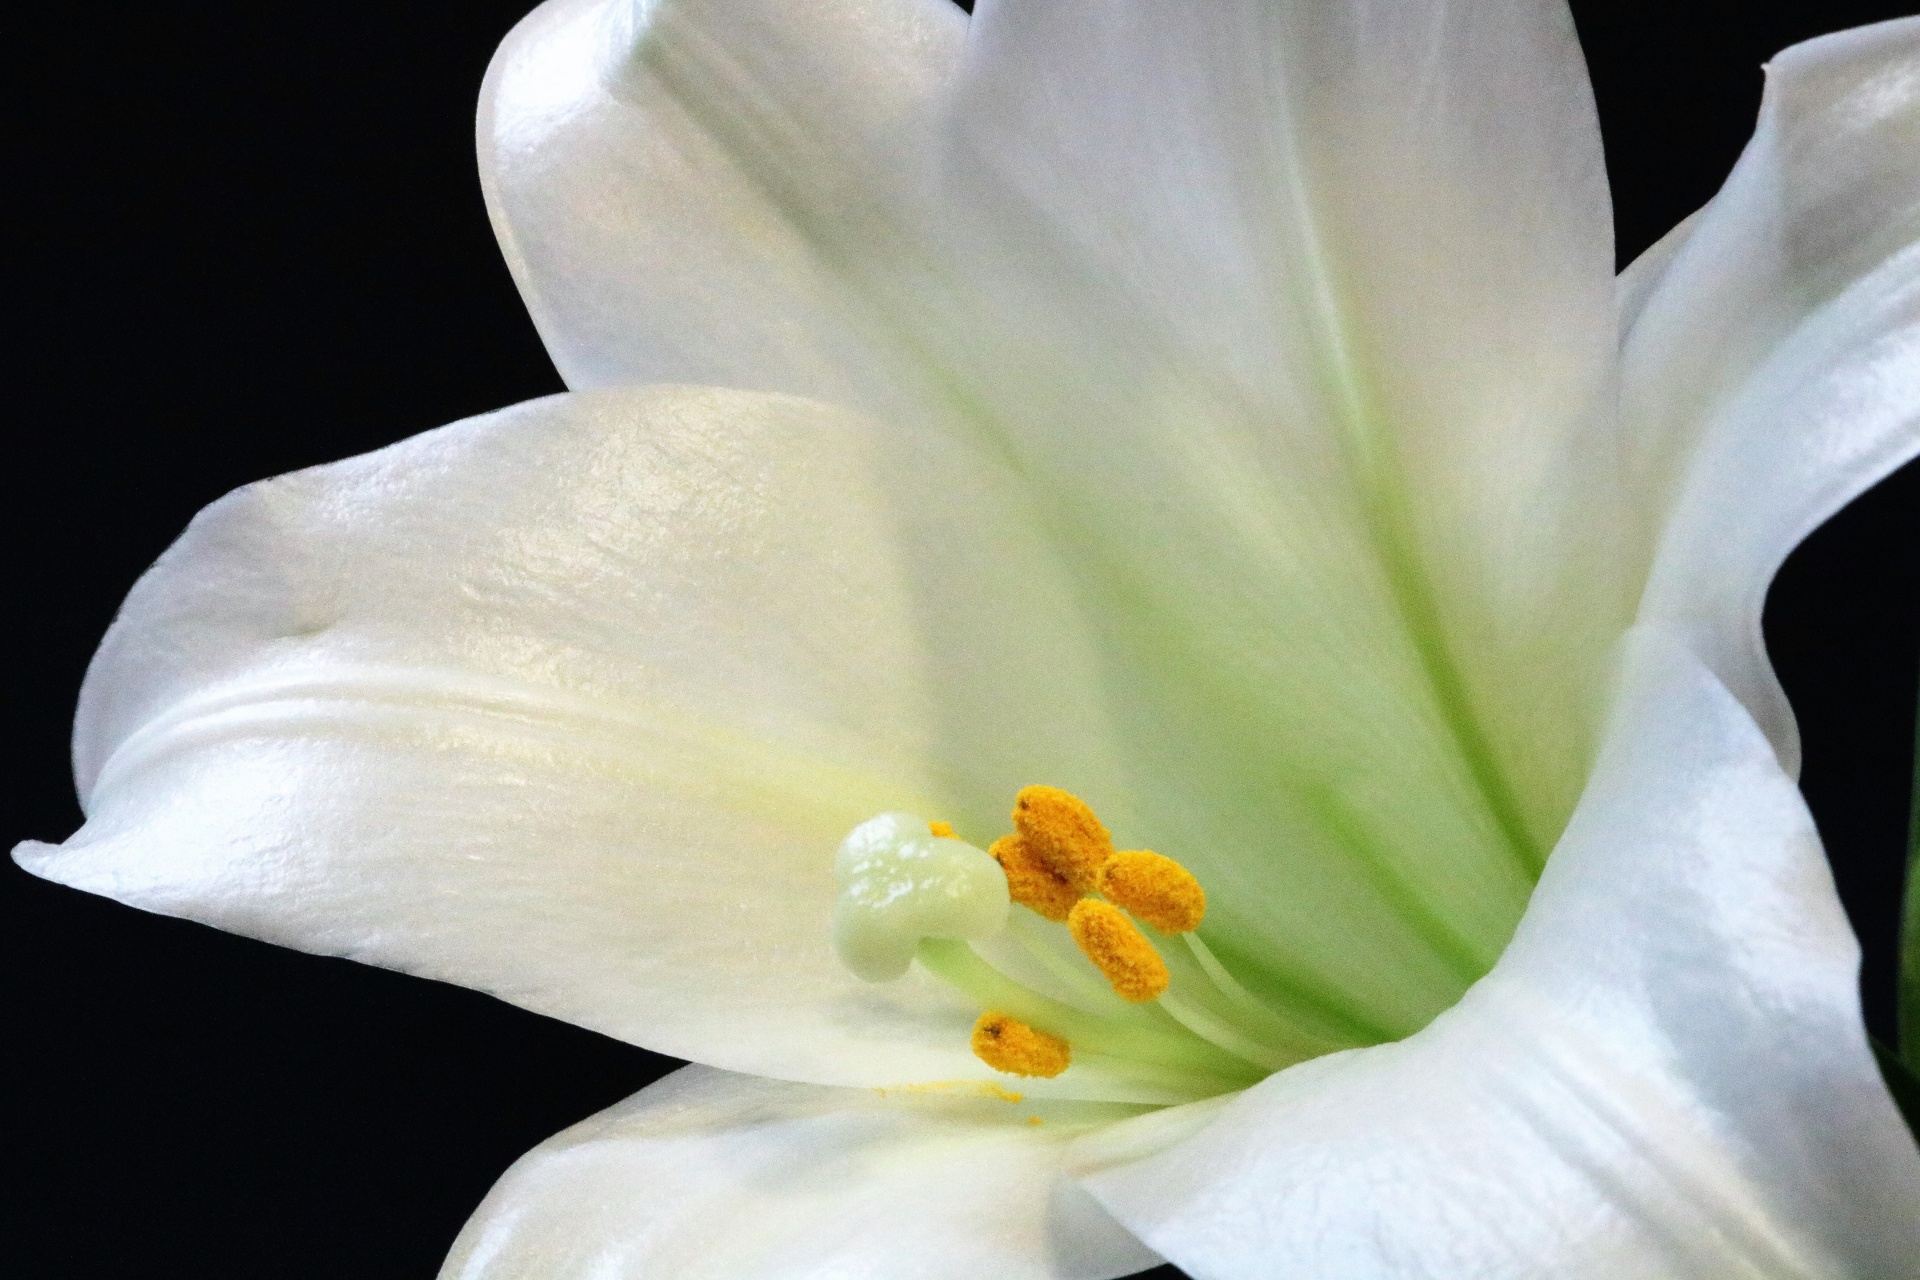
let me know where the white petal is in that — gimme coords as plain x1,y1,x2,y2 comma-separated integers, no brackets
478,0,964,397
477,0,1641,1054
438,1065,1160,1280
14,385,1133,1092
1072,629,1920,1279
916,0,1630,1043
954,0,1618,552
1628,18,1920,771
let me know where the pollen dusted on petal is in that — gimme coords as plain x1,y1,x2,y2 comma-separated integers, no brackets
1099,850,1206,933
1011,785,1113,893
990,833,1083,922
1069,899,1170,1002
928,821,957,839
971,1012,1072,1078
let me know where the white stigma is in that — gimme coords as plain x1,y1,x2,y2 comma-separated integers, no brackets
832,813,1010,982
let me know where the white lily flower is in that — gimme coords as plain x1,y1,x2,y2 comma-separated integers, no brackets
19,0,1920,1275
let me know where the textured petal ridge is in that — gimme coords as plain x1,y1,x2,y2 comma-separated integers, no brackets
440,1065,1160,1280
16,385,1136,1094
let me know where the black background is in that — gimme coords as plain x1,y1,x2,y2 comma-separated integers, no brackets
6,1,1919,1276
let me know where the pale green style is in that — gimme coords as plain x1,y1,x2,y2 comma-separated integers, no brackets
17,0,1920,1276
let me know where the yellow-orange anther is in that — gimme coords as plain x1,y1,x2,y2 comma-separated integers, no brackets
1068,899,1169,1002
1099,850,1206,933
970,1012,1071,1078
990,833,1083,922
1011,785,1113,893
928,821,957,839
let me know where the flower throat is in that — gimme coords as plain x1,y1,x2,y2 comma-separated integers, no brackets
834,787,1334,1102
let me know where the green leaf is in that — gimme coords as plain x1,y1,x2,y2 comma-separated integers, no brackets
1871,1036,1920,1140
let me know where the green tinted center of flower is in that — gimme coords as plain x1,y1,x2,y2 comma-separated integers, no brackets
834,787,1340,1103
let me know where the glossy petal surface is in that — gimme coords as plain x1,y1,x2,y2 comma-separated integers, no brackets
15,386,1131,1090
1073,630,1920,1279
479,0,1637,1045
924,0,1628,1044
68,0,1864,1079
27,9,1920,1275
479,0,964,400
439,1065,1160,1280
1628,18,1920,770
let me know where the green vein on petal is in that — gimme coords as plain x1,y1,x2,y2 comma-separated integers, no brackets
614,0,1603,1065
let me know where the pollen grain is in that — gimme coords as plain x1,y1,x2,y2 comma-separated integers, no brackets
1011,785,1113,893
1068,899,1170,1002
971,1012,1072,1078
927,820,957,839
990,833,1083,922
1099,850,1206,933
